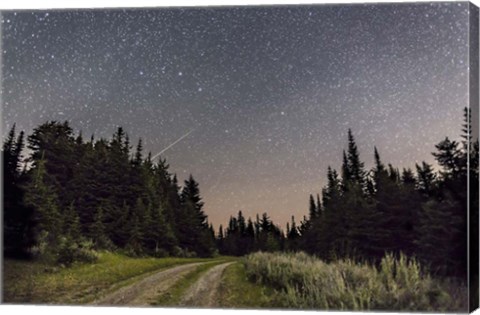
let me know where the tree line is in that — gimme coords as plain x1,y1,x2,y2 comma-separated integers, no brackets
217,108,478,278
3,107,477,278
3,122,216,261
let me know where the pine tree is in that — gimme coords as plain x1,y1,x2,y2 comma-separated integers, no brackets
90,206,111,249
3,125,33,257
370,149,417,259
401,168,416,185
3,124,19,178
23,156,62,247
103,127,132,225
346,129,365,186
286,216,300,251
64,202,82,240
27,121,76,209
133,138,143,167
156,206,177,253
341,150,351,184
433,137,461,179
415,162,436,197
126,199,145,255
68,136,100,234
110,201,130,247
179,175,214,257
217,225,225,254
246,218,255,253
415,196,463,275
309,194,317,220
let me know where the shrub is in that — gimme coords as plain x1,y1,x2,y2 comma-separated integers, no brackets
153,248,170,258
56,237,98,266
28,230,49,259
171,246,197,258
243,252,466,312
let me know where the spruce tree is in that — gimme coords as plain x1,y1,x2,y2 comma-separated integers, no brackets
346,129,365,185
179,175,214,257
110,201,130,247
23,156,62,248
27,121,76,209
3,125,33,257
286,216,301,251
415,162,437,197
64,202,82,240
127,199,145,255
308,194,317,220
316,194,322,217
415,196,463,275
217,225,225,254
90,206,111,249
433,137,461,179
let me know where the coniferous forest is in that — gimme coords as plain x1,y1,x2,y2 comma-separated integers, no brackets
3,107,478,282
218,107,478,280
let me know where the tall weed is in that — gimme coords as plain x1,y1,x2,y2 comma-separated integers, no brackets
243,252,466,312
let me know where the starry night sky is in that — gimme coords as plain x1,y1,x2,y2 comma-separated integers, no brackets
0,2,472,229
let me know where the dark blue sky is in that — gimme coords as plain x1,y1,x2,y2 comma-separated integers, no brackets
1,2,472,228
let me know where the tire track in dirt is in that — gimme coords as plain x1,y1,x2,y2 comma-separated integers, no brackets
179,262,235,308
92,262,206,306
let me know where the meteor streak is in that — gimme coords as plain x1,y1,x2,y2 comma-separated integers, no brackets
152,129,195,160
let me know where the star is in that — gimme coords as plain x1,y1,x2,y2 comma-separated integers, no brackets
1,3,471,229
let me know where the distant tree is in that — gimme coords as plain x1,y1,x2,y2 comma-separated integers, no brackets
341,150,351,186
346,129,365,186
401,168,416,185
179,175,215,257
309,194,317,220
415,162,437,197
286,216,301,251
432,137,462,179
245,218,255,253
217,224,225,253
3,124,34,257
316,194,322,217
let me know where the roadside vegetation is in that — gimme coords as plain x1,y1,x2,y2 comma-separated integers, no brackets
3,252,214,304
218,262,278,308
243,252,467,312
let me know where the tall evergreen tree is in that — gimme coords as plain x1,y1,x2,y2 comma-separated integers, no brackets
346,129,365,186
415,162,437,197
3,125,33,257
27,121,76,209
316,194,322,217
90,206,111,249
126,198,145,255
179,175,215,257
63,202,82,240
309,194,317,220
23,156,62,247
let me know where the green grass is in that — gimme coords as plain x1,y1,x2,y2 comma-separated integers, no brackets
3,251,216,304
217,262,278,308
152,259,232,306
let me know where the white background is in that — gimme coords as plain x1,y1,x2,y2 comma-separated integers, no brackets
0,0,479,315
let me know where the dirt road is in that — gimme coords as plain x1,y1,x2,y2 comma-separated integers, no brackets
179,262,235,308
92,262,206,306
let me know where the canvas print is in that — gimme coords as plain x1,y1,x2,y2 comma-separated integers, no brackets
1,1,479,312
